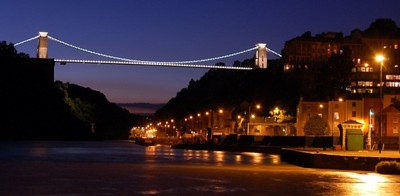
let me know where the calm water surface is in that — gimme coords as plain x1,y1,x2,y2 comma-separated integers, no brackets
1,141,400,195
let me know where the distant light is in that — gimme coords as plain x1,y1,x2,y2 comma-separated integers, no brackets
375,55,385,62
38,32,48,37
256,43,266,48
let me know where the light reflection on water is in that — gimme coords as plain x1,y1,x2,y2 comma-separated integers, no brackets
334,172,391,196
142,145,279,166
2,141,400,195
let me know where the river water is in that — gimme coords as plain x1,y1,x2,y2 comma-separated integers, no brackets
1,141,400,195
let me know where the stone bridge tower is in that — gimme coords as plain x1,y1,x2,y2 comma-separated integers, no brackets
37,32,48,58
255,43,267,69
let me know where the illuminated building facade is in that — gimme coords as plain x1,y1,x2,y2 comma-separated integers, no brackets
283,28,400,97
296,95,400,139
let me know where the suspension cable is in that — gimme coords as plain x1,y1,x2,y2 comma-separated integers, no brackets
167,47,258,64
14,35,40,46
48,36,134,62
15,34,282,62
266,48,282,57
48,35,258,64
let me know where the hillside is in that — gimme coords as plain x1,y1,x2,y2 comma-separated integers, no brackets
0,41,135,140
155,59,301,120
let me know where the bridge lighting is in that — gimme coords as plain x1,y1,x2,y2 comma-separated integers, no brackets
54,59,253,70
15,32,282,69
38,32,48,37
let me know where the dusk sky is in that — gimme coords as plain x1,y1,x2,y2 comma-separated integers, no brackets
2,0,400,103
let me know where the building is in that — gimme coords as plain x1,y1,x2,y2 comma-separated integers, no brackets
283,32,343,71
349,32,400,96
296,94,400,142
283,24,400,97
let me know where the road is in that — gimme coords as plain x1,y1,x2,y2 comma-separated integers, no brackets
1,141,400,195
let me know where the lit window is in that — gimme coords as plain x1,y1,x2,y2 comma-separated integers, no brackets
334,112,339,120
318,113,322,118
386,75,400,80
357,81,373,87
387,82,400,87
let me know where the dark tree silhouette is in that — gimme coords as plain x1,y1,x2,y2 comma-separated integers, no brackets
303,116,330,135
0,41,29,59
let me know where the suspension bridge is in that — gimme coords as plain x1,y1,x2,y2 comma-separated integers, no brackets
14,32,282,70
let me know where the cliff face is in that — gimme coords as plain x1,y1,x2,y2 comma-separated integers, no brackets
0,58,133,140
56,82,134,139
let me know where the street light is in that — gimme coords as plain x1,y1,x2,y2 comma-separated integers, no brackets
368,109,374,150
247,104,261,135
375,54,385,141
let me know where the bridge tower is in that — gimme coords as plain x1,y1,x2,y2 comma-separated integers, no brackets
37,32,48,58
255,43,267,69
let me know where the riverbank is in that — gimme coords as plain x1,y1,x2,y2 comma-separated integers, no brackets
173,144,400,171
281,148,400,171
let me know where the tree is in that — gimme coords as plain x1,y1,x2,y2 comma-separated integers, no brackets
0,41,29,59
364,18,398,36
215,62,226,67
269,107,294,123
300,31,312,38
233,60,241,67
303,116,330,135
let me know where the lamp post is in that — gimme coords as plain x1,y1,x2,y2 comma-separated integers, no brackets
368,109,374,150
247,104,260,135
375,55,385,141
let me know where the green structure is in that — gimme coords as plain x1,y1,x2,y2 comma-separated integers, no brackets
341,120,364,151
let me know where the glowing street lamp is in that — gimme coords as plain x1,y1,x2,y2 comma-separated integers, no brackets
375,54,385,140
247,104,261,135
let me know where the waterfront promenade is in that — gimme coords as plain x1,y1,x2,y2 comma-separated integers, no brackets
281,148,400,171
173,143,400,171
296,148,400,158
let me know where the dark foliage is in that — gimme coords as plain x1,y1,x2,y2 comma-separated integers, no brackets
0,41,29,59
155,58,301,122
56,82,134,139
364,18,400,37
0,41,134,140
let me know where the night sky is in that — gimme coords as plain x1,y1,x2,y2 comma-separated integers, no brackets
2,0,400,103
